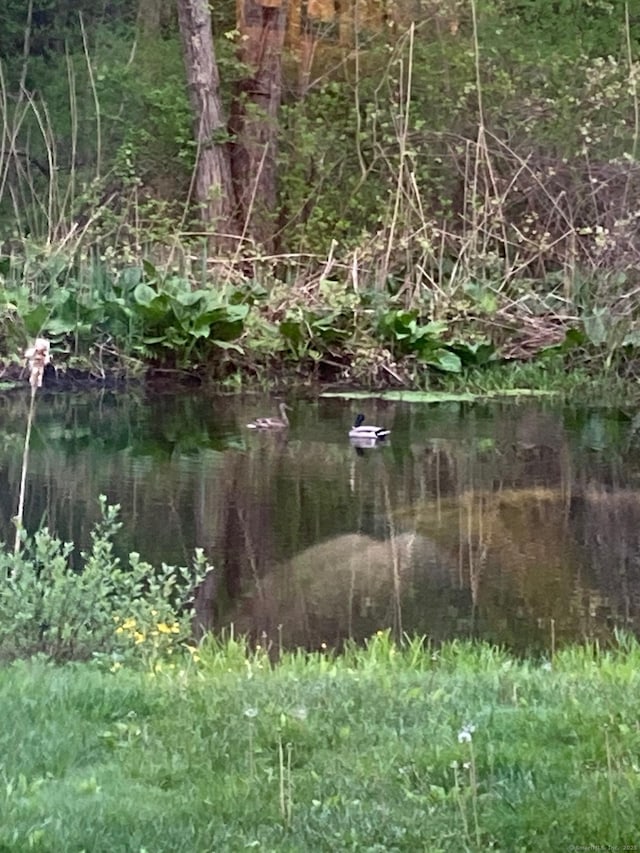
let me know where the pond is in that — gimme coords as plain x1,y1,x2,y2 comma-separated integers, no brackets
1,389,640,655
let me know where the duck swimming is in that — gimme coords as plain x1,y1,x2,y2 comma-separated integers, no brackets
348,413,391,440
246,402,291,430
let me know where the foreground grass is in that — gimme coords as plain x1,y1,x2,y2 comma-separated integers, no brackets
1,634,639,852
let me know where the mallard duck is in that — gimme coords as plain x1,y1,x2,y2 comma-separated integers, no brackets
348,413,391,440
246,402,291,430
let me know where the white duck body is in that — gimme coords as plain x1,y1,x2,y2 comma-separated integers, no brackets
348,413,391,440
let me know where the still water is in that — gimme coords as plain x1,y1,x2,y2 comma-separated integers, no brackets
1,389,640,654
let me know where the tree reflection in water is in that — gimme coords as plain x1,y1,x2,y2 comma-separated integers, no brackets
0,391,638,653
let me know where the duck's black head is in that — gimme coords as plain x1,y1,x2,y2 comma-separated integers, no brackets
354,413,366,427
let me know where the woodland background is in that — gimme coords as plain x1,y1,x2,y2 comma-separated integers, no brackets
1,0,640,382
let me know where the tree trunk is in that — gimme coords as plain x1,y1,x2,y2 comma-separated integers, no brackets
230,0,287,249
177,0,237,243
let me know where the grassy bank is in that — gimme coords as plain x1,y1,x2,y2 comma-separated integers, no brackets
3,241,640,402
2,634,640,852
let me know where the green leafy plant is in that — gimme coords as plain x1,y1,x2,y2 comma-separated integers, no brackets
376,310,463,372
130,271,249,365
0,497,208,663
279,306,354,362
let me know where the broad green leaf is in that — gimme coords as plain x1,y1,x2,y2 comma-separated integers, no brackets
198,306,247,335
23,304,49,335
45,317,79,336
200,290,226,311
209,320,245,342
174,289,207,308
52,287,73,308
423,349,462,373
137,293,171,321
133,282,158,307
449,340,496,366
280,320,303,344
226,304,249,321
187,324,211,339
309,311,348,341
422,320,448,337
118,267,142,292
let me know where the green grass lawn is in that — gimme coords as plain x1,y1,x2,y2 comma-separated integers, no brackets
1,634,639,852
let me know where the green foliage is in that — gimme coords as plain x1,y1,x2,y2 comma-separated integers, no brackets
278,87,387,252
0,497,206,663
274,0,640,263
0,253,252,369
129,266,249,364
503,0,638,56
1,0,640,382
276,280,360,362
0,1,135,74
377,311,458,371
110,38,194,186
376,309,496,373
7,244,640,388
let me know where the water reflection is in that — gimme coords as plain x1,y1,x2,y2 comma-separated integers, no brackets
1,389,639,653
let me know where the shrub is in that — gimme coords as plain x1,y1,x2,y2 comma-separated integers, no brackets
0,497,208,663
